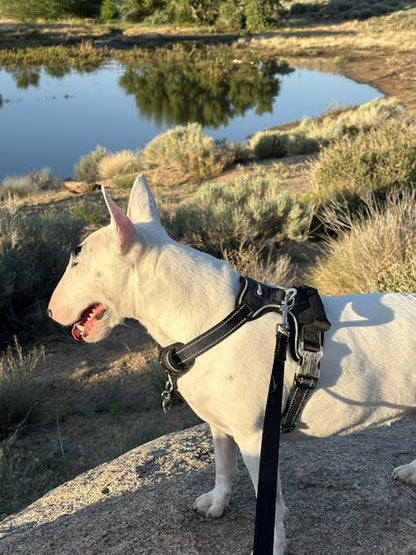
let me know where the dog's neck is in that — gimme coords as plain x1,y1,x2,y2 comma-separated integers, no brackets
128,232,240,347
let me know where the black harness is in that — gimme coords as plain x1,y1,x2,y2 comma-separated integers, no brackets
159,276,330,433
158,275,330,555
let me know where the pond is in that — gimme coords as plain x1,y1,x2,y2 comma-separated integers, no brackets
0,51,382,181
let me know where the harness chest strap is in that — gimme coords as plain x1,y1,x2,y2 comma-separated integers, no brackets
159,276,290,408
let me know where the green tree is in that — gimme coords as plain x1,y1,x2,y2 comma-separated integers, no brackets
243,0,278,31
115,0,165,21
68,0,102,17
216,0,243,31
100,0,119,20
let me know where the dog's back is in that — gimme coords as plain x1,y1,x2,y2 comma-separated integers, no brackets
292,292,415,439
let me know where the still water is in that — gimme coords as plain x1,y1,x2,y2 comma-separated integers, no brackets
0,59,382,180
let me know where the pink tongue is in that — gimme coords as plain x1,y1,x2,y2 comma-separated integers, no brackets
71,304,106,342
72,325,82,342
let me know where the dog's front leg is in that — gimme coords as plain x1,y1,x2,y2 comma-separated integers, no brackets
393,458,416,485
193,425,238,517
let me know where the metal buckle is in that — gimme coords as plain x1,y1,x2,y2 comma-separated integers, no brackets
299,348,323,380
294,373,317,390
277,287,297,335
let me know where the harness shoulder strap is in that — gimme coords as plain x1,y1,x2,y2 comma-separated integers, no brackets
282,285,331,434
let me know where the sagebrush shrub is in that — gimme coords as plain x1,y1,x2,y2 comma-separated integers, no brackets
309,189,416,294
309,121,416,205
143,123,234,180
250,98,407,160
74,145,108,183
98,150,142,180
1,168,61,199
161,176,311,255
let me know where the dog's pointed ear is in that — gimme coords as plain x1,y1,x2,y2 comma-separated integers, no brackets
127,173,160,224
102,186,137,252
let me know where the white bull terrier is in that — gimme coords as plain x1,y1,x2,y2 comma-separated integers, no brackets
49,174,415,554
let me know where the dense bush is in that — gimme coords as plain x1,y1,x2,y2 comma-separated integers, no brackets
215,0,244,31
309,120,416,205
142,123,234,180
0,0,65,19
114,0,165,22
74,145,108,183
100,0,119,20
163,0,280,28
110,0,282,27
309,189,416,294
161,176,311,255
0,206,83,346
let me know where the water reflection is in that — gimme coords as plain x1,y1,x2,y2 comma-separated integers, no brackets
11,68,41,89
119,57,292,128
0,44,382,179
6,45,293,127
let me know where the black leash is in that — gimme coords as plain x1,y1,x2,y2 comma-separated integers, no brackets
253,314,289,554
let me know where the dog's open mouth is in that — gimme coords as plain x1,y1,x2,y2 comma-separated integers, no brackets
72,303,106,341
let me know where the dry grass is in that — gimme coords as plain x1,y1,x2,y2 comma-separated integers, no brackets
0,340,44,438
251,8,416,55
1,168,61,199
223,242,297,286
309,189,416,294
98,150,142,180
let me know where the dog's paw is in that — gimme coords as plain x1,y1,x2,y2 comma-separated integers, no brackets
192,489,230,518
392,460,416,485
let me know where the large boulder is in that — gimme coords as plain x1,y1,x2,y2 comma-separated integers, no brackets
0,419,415,554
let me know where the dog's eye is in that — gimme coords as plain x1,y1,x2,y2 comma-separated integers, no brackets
73,244,83,257
70,244,83,267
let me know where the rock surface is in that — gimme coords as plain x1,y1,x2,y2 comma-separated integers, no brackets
1,418,415,554
64,181,101,194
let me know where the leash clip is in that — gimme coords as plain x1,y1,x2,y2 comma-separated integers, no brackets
277,287,297,335
161,376,174,412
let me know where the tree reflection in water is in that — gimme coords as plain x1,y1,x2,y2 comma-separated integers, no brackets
118,44,293,128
